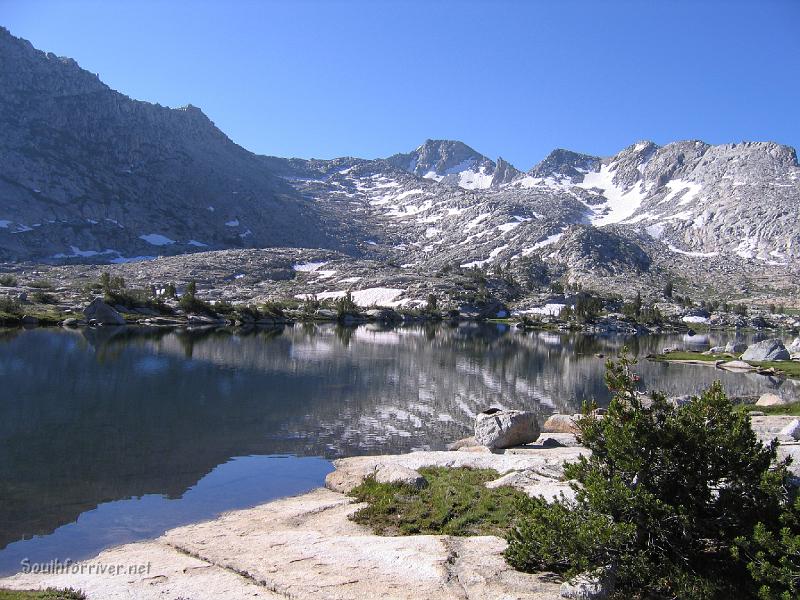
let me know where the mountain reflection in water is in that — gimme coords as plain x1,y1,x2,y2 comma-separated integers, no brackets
0,324,797,573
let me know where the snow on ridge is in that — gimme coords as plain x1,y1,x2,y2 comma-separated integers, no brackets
521,232,564,255
293,261,328,272
458,167,494,190
464,213,491,231
224,219,240,227
296,287,405,307
659,180,703,206
139,233,175,246
187,240,208,247
52,246,117,259
666,243,718,258
577,164,646,226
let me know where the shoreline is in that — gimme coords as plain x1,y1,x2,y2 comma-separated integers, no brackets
2,417,797,600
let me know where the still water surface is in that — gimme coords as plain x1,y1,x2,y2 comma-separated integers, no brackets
1,324,797,574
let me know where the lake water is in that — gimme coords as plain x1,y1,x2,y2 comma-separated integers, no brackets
1,324,798,575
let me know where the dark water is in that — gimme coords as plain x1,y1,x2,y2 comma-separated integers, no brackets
0,324,797,575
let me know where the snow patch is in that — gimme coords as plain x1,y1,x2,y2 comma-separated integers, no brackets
577,164,647,226
139,233,175,246
293,261,328,272
667,243,719,258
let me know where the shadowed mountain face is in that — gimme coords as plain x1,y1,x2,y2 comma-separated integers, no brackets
0,27,352,262
1,325,798,558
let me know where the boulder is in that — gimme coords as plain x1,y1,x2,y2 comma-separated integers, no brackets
719,360,757,373
83,298,126,326
373,464,427,489
315,308,337,320
741,339,791,362
20,315,39,326
474,408,540,449
365,308,401,322
61,317,83,327
725,341,748,354
187,314,226,325
788,337,800,353
447,436,479,451
543,413,580,434
779,420,800,442
706,346,726,354
560,567,614,599
756,393,789,407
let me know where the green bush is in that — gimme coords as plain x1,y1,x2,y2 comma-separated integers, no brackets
505,352,797,599
28,279,53,289
0,274,17,287
334,291,358,319
30,290,57,304
0,296,21,314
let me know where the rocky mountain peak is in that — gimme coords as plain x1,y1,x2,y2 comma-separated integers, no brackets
528,149,601,180
388,139,492,176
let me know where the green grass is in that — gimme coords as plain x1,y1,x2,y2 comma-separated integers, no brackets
740,401,800,416
0,590,85,600
348,466,528,537
652,351,733,362
653,353,800,380
749,360,800,379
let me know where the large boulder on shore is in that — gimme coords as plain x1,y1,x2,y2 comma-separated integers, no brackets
740,338,790,362
83,298,126,326
474,409,540,449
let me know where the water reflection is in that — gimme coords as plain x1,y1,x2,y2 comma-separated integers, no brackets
0,324,797,572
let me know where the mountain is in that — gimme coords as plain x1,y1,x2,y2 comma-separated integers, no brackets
386,139,520,188
1,27,798,300
0,26,355,263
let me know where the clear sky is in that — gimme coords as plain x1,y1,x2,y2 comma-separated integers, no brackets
2,0,798,168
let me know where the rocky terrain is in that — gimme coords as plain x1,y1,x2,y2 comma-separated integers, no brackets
1,26,799,307
2,411,797,599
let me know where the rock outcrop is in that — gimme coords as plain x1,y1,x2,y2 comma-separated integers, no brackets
474,409,541,449
741,339,791,362
83,298,126,325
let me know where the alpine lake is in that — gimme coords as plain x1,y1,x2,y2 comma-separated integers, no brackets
1,323,798,575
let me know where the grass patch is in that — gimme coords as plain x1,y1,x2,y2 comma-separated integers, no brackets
348,466,527,536
749,360,800,379
741,401,800,416
0,590,85,600
652,351,733,362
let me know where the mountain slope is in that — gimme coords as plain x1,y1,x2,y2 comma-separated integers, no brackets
1,27,798,300
0,27,349,262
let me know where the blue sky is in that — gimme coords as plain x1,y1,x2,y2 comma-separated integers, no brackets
2,0,798,168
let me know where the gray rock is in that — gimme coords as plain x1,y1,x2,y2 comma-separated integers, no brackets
373,464,427,489
61,317,82,327
83,298,126,326
20,315,38,326
741,339,791,362
447,436,479,451
725,341,748,354
560,568,614,599
474,408,540,449
788,337,800,353
315,308,337,320
719,359,758,372
542,413,580,434
756,393,789,407
707,345,726,354
780,419,800,441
